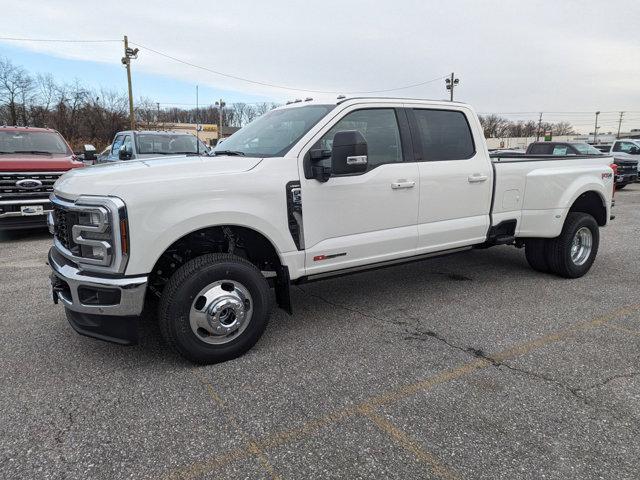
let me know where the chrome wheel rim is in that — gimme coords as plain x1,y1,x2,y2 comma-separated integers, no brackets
570,227,593,266
189,280,253,345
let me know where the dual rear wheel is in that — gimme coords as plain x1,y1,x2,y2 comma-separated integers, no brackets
525,212,599,278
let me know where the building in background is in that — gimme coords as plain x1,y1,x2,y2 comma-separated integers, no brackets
140,123,240,146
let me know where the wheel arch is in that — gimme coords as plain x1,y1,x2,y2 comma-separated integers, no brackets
567,189,608,226
147,224,293,314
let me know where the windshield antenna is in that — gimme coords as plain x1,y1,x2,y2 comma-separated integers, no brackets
195,85,200,156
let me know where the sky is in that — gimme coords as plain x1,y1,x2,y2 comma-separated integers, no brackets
1,0,639,132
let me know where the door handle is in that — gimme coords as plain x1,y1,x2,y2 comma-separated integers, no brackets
391,180,416,189
468,174,488,183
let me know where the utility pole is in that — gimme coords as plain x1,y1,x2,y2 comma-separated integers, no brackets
445,73,459,101
215,99,226,143
121,35,139,130
593,111,601,144
196,86,200,155
536,112,543,141
617,111,624,139
156,102,160,127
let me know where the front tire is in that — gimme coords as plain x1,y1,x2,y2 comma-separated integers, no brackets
546,212,599,278
158,253,272,364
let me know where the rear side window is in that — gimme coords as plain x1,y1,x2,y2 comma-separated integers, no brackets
528,143,553,155
412,109,475,161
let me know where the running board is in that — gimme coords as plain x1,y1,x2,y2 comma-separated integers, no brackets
295,247,472,284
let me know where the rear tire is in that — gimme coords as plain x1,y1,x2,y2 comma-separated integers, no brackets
546,212,599,278
158,253,272,364
525,239,550,273
617,183,627,190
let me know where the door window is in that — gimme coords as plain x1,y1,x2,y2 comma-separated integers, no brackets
412,109,475,160
315,109,402,170
111,135,124,155
122,135,133,155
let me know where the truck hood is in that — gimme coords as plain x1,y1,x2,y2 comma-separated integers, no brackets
54,155,263,200
0,154,84,172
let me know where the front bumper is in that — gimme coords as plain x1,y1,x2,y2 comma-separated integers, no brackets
0,199,51,230
616,173,638,185
49,247,147,316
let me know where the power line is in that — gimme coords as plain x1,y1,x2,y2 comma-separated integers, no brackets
0,36,120,43
129,41,447,94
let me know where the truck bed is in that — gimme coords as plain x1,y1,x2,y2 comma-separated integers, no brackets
490,154,614,238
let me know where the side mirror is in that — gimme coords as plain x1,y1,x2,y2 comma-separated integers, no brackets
83,144,97,161
119,144,132,160
331,130,368,175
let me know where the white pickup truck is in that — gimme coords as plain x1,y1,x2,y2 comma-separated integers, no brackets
48,98,615,363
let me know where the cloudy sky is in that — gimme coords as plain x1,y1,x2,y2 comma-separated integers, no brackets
1,0,639,131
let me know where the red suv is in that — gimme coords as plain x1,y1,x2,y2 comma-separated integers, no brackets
0,126,84,230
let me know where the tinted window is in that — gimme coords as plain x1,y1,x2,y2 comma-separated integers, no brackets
315,109,402,169
528,143,553,155
412,109,475,161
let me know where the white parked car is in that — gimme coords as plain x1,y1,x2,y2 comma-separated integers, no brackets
48,98,615,363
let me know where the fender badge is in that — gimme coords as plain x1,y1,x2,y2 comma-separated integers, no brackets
313,252,347,262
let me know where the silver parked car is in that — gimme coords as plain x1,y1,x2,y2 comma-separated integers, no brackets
98,130,210,163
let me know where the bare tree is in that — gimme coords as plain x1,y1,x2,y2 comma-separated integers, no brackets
0,57,33,125
553,121,574,136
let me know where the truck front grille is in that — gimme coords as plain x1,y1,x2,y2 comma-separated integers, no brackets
0,172,63,201
52,204,79,254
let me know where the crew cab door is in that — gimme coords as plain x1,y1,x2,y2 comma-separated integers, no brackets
406,106,493,252
299,105,419,275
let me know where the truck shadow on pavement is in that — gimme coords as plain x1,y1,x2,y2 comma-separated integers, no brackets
76,247,535,368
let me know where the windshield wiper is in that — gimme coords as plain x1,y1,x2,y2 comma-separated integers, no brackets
173,151,201,156
12,150,54,155
213,150,245,156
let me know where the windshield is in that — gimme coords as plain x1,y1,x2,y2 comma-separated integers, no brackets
0,130,71,155
214,105,334,157
136,134,200,154
571,143,603,155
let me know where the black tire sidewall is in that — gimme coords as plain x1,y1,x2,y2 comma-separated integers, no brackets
162,257,271,363
552,213,599,278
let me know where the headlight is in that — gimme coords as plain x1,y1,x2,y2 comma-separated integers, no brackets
51,195,129,274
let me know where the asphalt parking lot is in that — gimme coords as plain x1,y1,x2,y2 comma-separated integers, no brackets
1,186,639,480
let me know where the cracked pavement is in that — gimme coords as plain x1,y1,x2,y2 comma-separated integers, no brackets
1,184,640,479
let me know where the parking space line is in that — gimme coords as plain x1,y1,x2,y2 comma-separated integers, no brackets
190,370,282,480
165,303,640,479
358,405,460,480
605,323,640,336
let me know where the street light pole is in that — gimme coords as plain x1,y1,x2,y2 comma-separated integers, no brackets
617,111,624,139
536,112,543,142
593,111,601,144
215,99,225,143
445,73,459,101
121,35,139,131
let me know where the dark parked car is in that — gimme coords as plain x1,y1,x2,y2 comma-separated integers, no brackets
526,141,637,188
